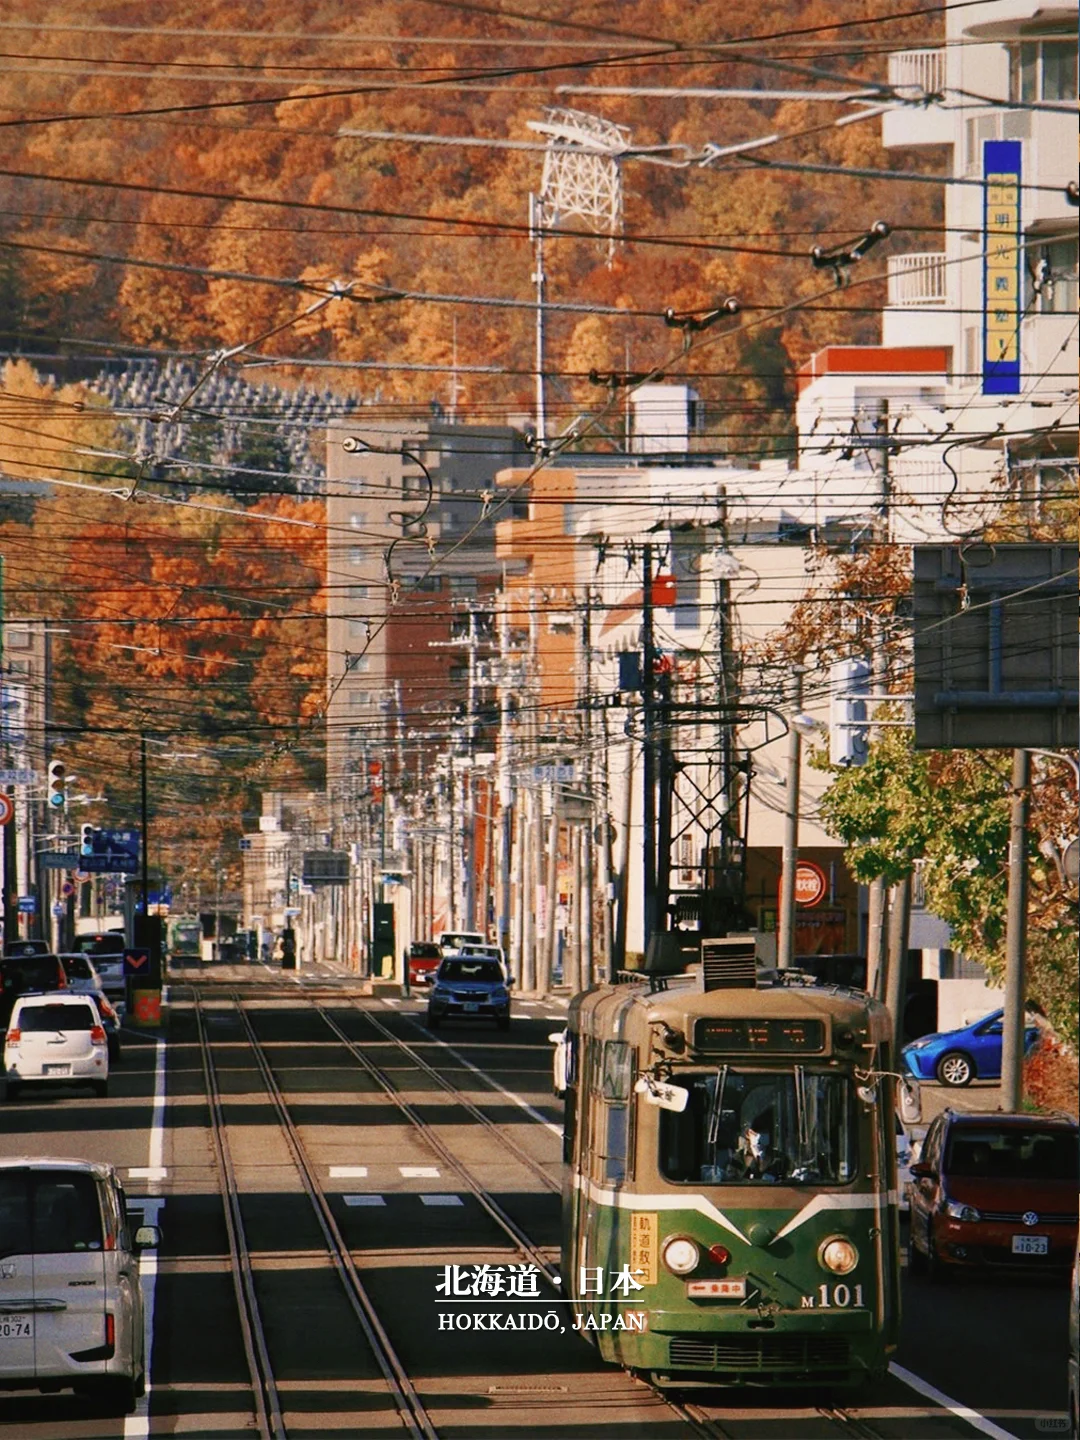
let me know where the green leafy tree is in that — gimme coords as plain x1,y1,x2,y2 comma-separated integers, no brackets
815,730,1079,1049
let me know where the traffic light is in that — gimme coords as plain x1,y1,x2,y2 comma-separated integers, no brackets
47,759,66,809
80,824,94,856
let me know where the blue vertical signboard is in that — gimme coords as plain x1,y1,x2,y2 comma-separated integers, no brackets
982,139,1022,395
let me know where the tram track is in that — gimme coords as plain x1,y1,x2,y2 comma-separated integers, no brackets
185,979,925,1440
193,991,438,1440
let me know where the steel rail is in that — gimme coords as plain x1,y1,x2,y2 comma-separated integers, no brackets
339,1003,560,1193
228,994,439,1440
192,994,285,1440
308,1000,558,1284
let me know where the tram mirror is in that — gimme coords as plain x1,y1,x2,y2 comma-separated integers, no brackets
634,1076,689,1113
898,1077,922,1124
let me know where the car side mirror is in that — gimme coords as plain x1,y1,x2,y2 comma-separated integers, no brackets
909,1162,934,1181
133,1224,161,1250
506,976,514,988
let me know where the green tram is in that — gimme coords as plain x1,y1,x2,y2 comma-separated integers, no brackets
560,966,900,1389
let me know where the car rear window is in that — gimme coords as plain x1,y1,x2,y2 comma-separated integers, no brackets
440,960,503,983
947,1127,1079,1181
18,1002,97,1031
0,1171,103,1255
61,955,93,980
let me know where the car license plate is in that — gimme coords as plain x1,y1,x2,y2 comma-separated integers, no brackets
43,1064,71,1076
686,1278,746,1299
0,1318,32,1338
1011,1234,1048,1255
463,1003,480,1013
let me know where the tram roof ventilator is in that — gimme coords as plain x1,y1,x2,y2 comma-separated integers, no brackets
643,934,760,992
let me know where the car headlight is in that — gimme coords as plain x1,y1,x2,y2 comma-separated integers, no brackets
661,1236,700,1276
819,1237,859,1274
945,1200,981,1222
905,1038,933,1051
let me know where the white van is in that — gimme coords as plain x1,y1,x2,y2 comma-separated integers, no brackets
0,1159,159,1411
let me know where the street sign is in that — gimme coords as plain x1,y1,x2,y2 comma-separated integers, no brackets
123,947,151,978
533,763,575,782
16,896,35,914
0,794,12,826
40,851,138,874
0,769,36,785
51,902,65,917
793,861,828,908
73,870,91,884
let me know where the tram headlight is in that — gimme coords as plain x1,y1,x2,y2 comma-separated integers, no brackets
661,1236,701,1276
819,1237,859,1275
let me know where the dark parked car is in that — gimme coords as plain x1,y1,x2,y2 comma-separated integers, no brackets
0,954,69,1028
908,1109,1079,1279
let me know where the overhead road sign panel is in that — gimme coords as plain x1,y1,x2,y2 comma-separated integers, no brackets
912,543,1078,749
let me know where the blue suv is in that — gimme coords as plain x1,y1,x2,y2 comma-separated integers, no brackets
902,1009,1040,1087
426,957,511,1031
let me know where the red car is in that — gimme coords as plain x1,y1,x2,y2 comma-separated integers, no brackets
908,1109,1078,1279
406,942,442,989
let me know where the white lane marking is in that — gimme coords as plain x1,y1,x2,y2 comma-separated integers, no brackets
405,1023,562,1139
380,997,401,1007
890,1363,1020,1440
329,1165,369,1179
123,1037,166,1439
343,1194,386,1207
128,1167,167,1181
420,1194,464,1207
400,1165,440,1178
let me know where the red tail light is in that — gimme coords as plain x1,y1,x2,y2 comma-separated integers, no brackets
5,1028,19,1044
90,1025,107,1044
105,1313,115,1349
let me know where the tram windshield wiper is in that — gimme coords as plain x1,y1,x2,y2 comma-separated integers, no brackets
706,1065,728,1151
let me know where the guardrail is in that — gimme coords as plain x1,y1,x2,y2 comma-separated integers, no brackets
888,48,946,97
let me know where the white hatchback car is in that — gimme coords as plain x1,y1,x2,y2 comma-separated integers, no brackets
57,953,103,995
4,994,110,1100
0,1159,159,1411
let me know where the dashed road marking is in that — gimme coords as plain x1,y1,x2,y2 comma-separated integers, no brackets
343,1194,386,1207
400,1165,440,1178
420,1194,464,1207
329,1165,369,1178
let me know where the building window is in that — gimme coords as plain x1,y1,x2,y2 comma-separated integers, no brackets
346,655,370,674
348,584,370,600
349,547,365,566
347,619,370,639
5,627,30,649
449,575,477,594
349,511,368,529
1025,236,1079,315
1010,39,1078,102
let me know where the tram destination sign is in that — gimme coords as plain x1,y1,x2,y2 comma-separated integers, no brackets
694,1018,825,1054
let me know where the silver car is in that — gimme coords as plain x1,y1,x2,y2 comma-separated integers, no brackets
0,1159,159,1411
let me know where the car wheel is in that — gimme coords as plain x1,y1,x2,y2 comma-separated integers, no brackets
4,1082,19,1103
93,1080,109,1098
936,1051,974,1087
907,1227,927,1276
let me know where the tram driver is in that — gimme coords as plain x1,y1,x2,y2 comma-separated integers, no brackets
724,1119,787,1183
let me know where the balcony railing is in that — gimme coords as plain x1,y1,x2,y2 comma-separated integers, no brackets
887,252,948,308
887,48,946,98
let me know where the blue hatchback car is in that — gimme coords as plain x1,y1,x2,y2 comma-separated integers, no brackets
902,1009,1040,1088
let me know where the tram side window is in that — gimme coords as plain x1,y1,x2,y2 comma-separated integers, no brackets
596,1041,635,1183
659,1070,856,1185
563,1033,579,1165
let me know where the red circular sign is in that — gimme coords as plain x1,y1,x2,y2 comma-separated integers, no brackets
0,794,13,826
794,860,828,908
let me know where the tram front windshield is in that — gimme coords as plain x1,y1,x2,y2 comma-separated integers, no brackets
659,1068,856,1185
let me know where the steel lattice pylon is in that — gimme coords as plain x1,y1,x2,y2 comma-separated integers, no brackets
530,107,630,246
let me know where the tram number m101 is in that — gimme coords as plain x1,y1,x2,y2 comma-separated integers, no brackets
802,1284,865,1309
693,1017,826,1054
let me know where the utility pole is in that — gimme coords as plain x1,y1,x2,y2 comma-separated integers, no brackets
613,739,633,975
777,669,805,970
884,873,912,1057
541,793,559,993
582,589,595,988
641,544,657,953
1001,748,1030,1111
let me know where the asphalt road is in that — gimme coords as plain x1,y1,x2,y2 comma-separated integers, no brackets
0,962,1069,1439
